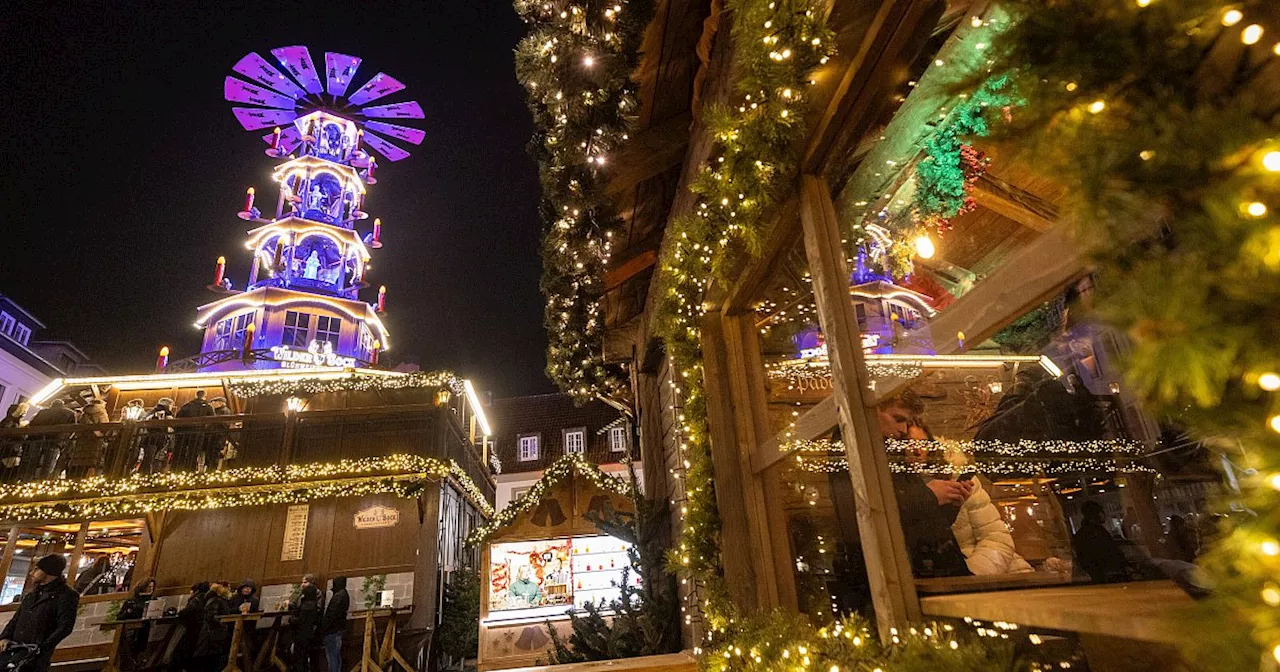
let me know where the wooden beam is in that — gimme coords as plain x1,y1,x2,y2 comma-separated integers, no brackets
720,195,801,315
67,522,90,577
605,112,692,197
799,174,921,637
411,483,443,633
753,396,838,473
971,172,1058,232
699,313,761,612
0,526,19,583
604,249,659,291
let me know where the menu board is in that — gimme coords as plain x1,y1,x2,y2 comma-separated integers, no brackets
487,534,636,622
281,504,310,561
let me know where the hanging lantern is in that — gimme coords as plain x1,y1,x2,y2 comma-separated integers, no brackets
435,388,452,406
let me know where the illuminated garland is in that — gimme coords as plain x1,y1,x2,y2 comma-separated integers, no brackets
652,0,835,637
786,438,1153,475
0,454,494,521
977,1,1280,666
516,0,654,402
226,370,462,398
465,452,634,546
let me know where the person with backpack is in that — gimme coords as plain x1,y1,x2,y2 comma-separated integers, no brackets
0,554,80,672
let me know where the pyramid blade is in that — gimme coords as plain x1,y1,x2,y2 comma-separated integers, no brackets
261,126,302,154
362,131,411,162
231,52,306,99
325,52,362,97
347,72,406,106
362,121,425,145
360,101,424,120
225,77,297,109
271,46,323,95
233,107,299,131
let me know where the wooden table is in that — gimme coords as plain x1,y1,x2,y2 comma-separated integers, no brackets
915,570,1073,594
251,611,291,672
349,607,413,672
919,579,1194,643
218,612,263,672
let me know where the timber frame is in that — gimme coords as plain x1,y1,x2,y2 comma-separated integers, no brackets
605,0,1105,645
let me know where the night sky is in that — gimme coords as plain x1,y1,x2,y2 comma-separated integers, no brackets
0,1,555,396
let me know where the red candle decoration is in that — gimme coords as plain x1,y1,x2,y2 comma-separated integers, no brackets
377,285,387,312
156,346,170,372
241,323,256,358
213,256,226,286
244,187,255,212
371,340,381,366
373,218,382,244
355,129,363,154
367,156,377,181
271,127,281,150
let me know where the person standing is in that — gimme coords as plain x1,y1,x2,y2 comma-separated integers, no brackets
0,554,80,672
194,581,232,672
290,585,322,672
27,400,77,479
68,399,109,478
1073,501,1129,583
229,579,259,614
175,391,214,470
320,577,349,672
170,582,209,672
140,399,175,473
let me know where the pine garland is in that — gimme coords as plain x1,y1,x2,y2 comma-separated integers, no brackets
653,0,834,637
976,0,1280,667
516,0,655,402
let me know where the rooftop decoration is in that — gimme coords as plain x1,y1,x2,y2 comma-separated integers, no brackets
226,369,463,398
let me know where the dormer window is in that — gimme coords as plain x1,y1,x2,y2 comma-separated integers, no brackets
564,428,586,455
0,312,13,336
518,434,540,461
609,425,628,452
12,324,30,346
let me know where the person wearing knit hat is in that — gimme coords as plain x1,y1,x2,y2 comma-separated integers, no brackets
0,554,80,672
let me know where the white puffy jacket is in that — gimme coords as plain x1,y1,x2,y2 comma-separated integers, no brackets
950,477,1033,575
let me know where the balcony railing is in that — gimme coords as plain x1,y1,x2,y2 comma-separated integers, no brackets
0,404,493,505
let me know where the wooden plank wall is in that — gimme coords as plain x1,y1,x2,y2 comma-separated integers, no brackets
152,494,418,590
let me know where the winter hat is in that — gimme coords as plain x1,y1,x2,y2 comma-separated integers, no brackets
158,398,175,407
36,554,67,576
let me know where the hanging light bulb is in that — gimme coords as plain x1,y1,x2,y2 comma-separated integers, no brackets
914,234,935,259
1260,373,1280,391
1222,9,1243,27
1263,151,1280,172
1242,24,1264,45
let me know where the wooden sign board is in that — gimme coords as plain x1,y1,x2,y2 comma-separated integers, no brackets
281,504,309,561
354,505,400,529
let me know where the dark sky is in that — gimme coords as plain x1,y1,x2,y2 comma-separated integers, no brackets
0,1,555,396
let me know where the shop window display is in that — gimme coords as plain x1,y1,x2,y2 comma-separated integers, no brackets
487,535,635,623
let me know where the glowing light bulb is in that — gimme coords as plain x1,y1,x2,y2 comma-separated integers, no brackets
1222,9,1243,27
1259,372,1280,391
583,55,595,67
1246,201,1268,218
1264,539,1280,556
1243,24,1264,45
1264,151,1280,172
1088,100,1106,114
914,234,935,259
159,346,170,357
1263,584,1280,606
1270,415,1280,433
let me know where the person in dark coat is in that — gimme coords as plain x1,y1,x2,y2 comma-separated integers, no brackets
229,579,260,614
175,391,214,470
0,554,80,672
27,400,77,479
139,399,175,474
67,399,109,478
170,582,209,672
73,556,112,595
194,582,232,672
320,577,349,672
1073,501,1130,583
118,578,156,664
290,585,322,672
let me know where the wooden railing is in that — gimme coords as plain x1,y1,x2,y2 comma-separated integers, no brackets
0,404,493,503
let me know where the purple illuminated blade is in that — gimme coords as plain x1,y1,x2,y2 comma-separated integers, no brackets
233,107,300,131
360,101,424,120
362,121,425,145
324,52,362,97
346,73,406,107
231,53,306,99
225,77,297,109
362,131,411,162
271,46,323,95
261,126,302,153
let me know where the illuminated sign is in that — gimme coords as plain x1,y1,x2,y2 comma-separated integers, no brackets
270,339,357,369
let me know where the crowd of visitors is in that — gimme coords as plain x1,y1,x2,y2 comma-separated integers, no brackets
0,392,236,483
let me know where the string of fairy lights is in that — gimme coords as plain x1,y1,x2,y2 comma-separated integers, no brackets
784,438,1153,476
465,452,634,546
515,0,654,402
226,370,463,398
0,454,494,522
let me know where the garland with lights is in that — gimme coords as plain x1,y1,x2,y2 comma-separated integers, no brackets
650,0,835,637
225,370,462,398
465,452,634,546
786,438,1153,476
0,454,493,522
911,75,1014,235
517,0,654,402
974,1,1280,667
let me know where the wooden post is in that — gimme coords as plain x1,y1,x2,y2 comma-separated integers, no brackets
0,525,20,582
699,313,760,613
67,521,90,581
409,483,442,632
136,511,167,583
799,174,921,638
